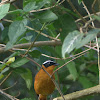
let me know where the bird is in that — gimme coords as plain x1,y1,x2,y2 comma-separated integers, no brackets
34,60,59,100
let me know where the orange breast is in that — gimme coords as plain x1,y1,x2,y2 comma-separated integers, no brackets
34,67,55,96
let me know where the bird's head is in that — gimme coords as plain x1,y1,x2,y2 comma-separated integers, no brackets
42,60,59,71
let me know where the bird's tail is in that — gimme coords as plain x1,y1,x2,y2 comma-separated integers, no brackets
38,94,47,100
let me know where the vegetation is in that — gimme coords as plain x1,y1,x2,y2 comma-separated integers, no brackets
0,0,100,100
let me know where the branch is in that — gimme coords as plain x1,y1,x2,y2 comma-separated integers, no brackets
0,89,19,100
75,11,100,22
26,26,59,41
81,0,100,85
23,23,46,56
92,0,97,14
0,71,12,86
30,0,65,13
52,53,86,76
67,0,86,23
0,0,17,5
0,40,62,54
53,85,100,100
82,1,95,27
2,81,17,91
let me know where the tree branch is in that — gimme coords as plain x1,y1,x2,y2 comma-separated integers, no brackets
53,85,100,100
0,89,19,100
0,40,62,54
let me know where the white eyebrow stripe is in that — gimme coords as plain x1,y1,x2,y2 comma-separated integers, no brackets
43,60,54,64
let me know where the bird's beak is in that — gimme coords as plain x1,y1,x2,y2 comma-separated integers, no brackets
54,63,59,66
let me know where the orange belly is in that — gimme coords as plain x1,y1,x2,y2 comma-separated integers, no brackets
34,69,55,96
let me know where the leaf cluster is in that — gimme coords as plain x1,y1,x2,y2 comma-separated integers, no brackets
0,0,100,100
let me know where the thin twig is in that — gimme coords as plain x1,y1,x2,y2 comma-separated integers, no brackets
30,0,65,13
0,89,19,100
82,1,95,27
75,11,100,22
98,0,100,11
26,26,59,41
2,81,17,91
81,19,95,29
12,48,32,52
82,0,100,85
84,45,97,51
67,0,86,23
96,37,100,84
23,23,46,56
1,18,60,41
0,0,17,5
0,61,4,64
0,44,6,47
2,19,13,23
92,0,97,14
0,71,13,86
41,47,93,60
0,0,9,5
14,91,20,98
41,53,62,60
52,53,86,76
56,33,60,39
56,70,61,90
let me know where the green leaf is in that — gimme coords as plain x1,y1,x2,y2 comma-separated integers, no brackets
0,3,10,20
61,7,79,18
5,42,13,50
0,67,9,75
88,64,98,75
21,68,32,90
14,67,28,74
92,15,100,21
76,29,100,49
0,67,9,79
62,30,83,57
9,58,29,68
79,63,86,72
78,0,83,4
96,38,100,47
42,46,60,58
6,19,27,50
36,0,49,9
0,74,4,79
1,27,9,42
23,2,38,12
8,9,24,15
17,35,33,44
0,64,4,69
21,98,32,100
56,60,68,81
67,61,78,81
54,14,77,41
14,68,32,90
39,11,58,23
29,50,41,58
23,0,33,7
0,62,11,72
79,76,93,88
8,19,27,42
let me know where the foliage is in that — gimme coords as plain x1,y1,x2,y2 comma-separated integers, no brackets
0,0,100,100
